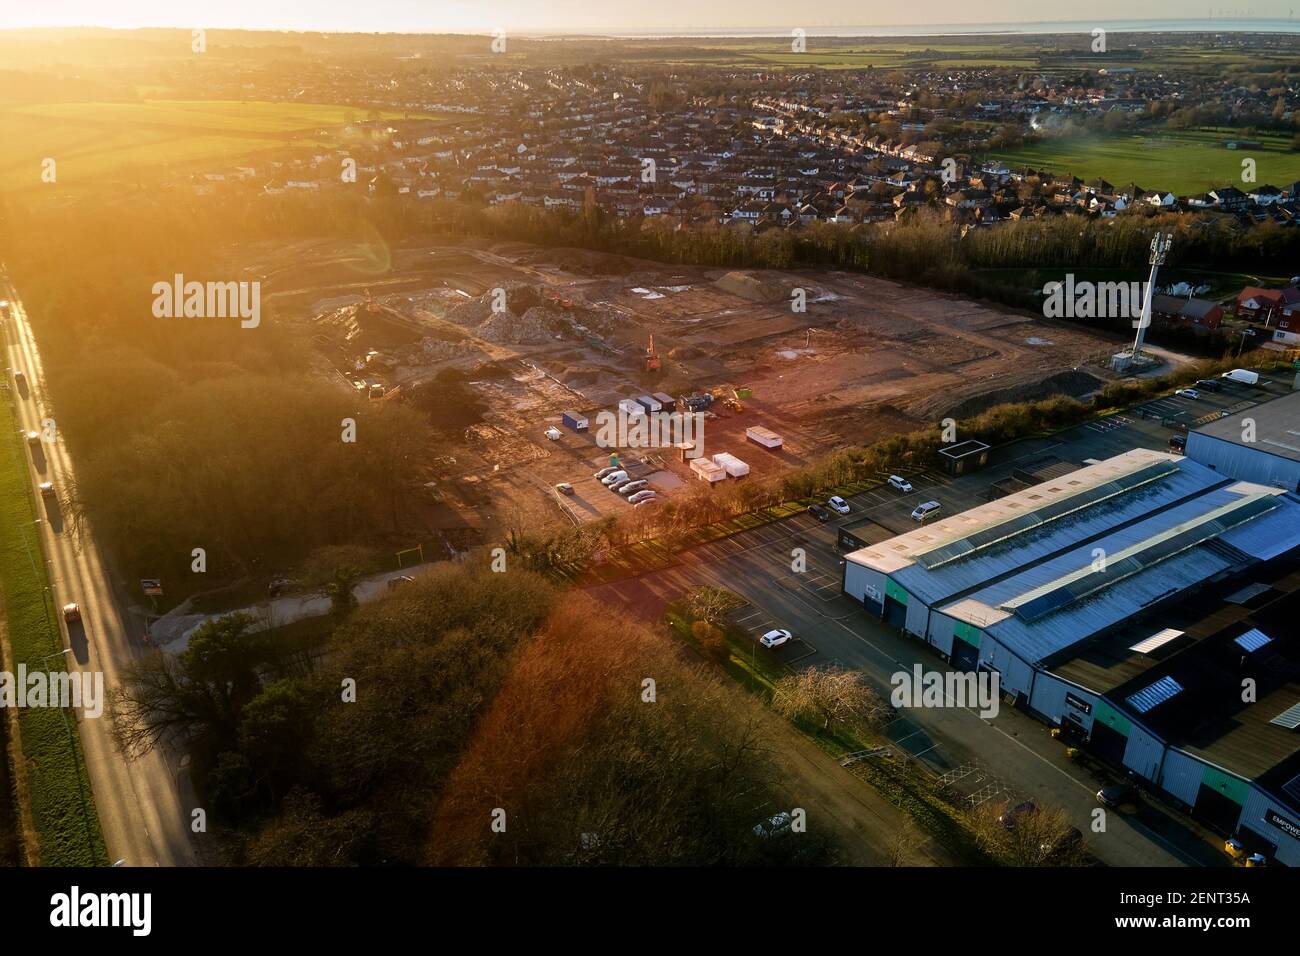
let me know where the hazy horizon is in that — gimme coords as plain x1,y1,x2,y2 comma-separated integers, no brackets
3,2,1299,35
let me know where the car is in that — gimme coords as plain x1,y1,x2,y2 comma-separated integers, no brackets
998,800,1038,830
607,475,634,491
38,481,55,498
62,603,81,624
911,500,941,522
807,503,831,522
616,479,649,496
827,495,850,514
1195,378,1221,392
1224,838,1245,859
555,482,574,496
633,498,657,509
887,475,913,493
387,575,415,591
627,489,656,504
752,812,793,839
759,628,792,649
1096,783,1139,808
1174,387,1201,399
1245,852,1268,867
593,465,621,480
600,470,628,486
12,369,24,384
25,430,40,447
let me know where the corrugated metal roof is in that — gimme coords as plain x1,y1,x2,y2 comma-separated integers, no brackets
941,486,1300,665
1127,675,1185,714
1234,628,1274,653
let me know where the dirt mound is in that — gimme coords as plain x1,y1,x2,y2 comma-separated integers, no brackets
667,345,706,360
908,368,1106,420
714,271,790,303
476,305,561,345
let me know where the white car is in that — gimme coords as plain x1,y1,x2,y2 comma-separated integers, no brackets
827,495,850,514
628,489,656,504
600,470,629,486
759,628,792,649
617,479,649,496
888,475,913,493
1175,387,1201,400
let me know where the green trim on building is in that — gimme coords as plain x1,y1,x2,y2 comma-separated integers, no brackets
953,620,982,648
1093,699,1132,737
1200,766,1249,806
885,579,910,606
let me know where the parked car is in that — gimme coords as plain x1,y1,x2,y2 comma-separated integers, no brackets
555,482,574,496
827,495,850,514
807,503,831,522
1096,783,1139,808
1221,369,1259,385
616,479,649,497
1168,434,1186,454
25,430,40,447
887,475,913,493
627,489,656,504
633,497,657,509
1174,387,1201,399
1224,838,1245,859
759,628,792,649
1245,853,1268,867
38,481,55,498
1039,827,1083,860
62,603,81,624
12,369,24,385
600,470,628,486
911,500,941,522
607,475,634,491
752,812,793,839
544,427,562,441
387,575,415,591
998,800,1038,830
1195,378,1221,392
593,465,621,480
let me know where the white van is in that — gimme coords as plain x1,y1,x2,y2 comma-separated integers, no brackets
911,500,941,522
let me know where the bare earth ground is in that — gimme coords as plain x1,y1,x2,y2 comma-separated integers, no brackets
231,237,1119,540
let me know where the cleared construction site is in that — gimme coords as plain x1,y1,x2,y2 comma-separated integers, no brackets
239,236,1120,538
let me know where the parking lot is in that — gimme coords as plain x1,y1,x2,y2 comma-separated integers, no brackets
591,371,1300,867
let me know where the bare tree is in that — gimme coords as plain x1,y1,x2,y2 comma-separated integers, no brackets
772,666,887,733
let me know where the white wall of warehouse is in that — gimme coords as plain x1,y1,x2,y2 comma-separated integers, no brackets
1028,672,1098,733
1122,721,1165,782
1158,748,1205,807
843,560,886,613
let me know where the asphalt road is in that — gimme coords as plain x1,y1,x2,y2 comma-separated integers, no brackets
2,274,195,866
590,451,1240,867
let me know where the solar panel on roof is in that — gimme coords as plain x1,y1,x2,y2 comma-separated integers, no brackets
913,461,1180,570
1127,675,1184,714
1234,628,1274,653
1269,702,1300,730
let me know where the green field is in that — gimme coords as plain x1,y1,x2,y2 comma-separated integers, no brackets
0,99,433,192
986,128,1300,195
0,390,105,865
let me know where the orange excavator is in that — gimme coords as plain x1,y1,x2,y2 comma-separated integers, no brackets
645,334,661,372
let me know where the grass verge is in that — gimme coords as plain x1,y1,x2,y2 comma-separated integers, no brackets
0,391,106,865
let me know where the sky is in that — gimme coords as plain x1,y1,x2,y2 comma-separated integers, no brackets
0,1,1296,34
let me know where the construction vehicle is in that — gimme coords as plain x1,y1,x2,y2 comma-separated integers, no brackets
645,334,661,372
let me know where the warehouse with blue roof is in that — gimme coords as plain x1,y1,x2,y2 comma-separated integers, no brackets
843,446,1300,864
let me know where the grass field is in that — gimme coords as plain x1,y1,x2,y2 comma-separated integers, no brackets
0,389,106,866
0,99,433,192
986,128,1300,195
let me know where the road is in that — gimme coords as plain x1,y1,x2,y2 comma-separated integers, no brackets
589,456,1231,867
1,273,195,866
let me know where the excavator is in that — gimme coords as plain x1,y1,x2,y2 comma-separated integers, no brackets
645,334,661,372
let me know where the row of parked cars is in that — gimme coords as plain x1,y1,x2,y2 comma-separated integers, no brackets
589,465,657,507
806,476,941,523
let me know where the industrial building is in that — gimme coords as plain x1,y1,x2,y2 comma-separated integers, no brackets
1185,388,1300,492
843,447,1300,864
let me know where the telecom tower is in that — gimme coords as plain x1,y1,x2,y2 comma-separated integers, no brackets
1131,231,1173,362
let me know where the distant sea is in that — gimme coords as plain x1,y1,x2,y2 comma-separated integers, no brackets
566,18,1300,38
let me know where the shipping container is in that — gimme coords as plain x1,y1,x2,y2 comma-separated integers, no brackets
690,457,726,483
712,452,750,478
652,392,676,410
745,425,783,449
636,394,663,413
618,399,646,418
561,411,589,432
